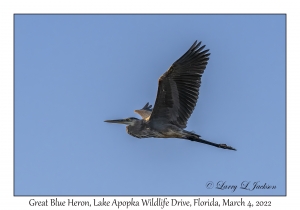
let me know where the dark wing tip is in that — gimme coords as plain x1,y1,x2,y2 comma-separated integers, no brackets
142,102,152,111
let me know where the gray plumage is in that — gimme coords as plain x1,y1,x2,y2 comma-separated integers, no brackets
105,41,236,151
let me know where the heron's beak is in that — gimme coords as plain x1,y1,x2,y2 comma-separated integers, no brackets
104,119,129,125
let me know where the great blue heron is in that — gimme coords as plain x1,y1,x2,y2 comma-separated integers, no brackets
105,41,236,151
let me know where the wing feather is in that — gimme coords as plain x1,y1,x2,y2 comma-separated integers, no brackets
149,41,210,128
134,102,153,119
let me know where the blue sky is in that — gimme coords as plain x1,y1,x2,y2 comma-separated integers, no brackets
14,14,285,196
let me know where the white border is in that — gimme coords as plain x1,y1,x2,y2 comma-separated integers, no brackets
1,0,296,209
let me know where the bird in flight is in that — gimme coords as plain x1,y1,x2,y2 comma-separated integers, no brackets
105,41,236,151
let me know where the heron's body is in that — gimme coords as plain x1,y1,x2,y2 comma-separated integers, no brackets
126,119,189,139
105,41,236,151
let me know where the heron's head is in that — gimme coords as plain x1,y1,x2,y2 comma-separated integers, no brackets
104,117,139,126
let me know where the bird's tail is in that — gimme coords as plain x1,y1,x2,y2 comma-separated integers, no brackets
183,130,236,151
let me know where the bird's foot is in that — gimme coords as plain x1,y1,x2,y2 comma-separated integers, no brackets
219,144,236,151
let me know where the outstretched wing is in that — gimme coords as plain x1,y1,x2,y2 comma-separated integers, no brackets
149,41,210,128
134,102,153,119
